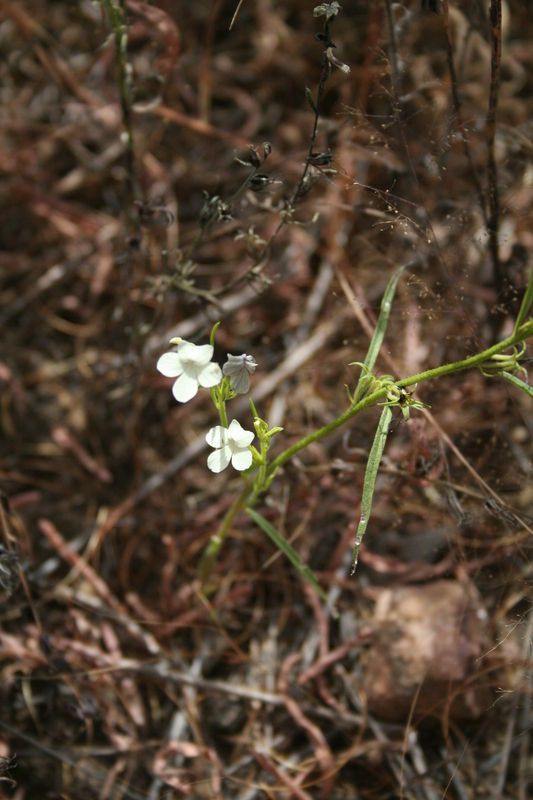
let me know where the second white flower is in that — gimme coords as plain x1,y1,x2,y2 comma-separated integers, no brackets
206,420,254,473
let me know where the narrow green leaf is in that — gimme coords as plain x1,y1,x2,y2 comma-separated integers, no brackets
246,507,331,607
351,406,392,574
353,266,404,402
209,320,221,346
500,371,533,397
513,268,533,335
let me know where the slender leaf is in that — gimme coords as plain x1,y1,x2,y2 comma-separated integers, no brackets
500,371,533,398
353,266,404,402
229,0,246,30
305,87,318,114
351,406,392,574
513,268,533,334
246,507,331,607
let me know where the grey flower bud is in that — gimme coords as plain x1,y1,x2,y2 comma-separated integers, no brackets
223,353,258,394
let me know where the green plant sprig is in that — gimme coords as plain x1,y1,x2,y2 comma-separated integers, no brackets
264,318,531,480
199,317,531,587
197,265,532,595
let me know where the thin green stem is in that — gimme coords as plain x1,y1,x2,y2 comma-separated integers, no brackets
255,450,268,493
210,386,229,427
219,401,229,428
199,485,252,583
268,385,388,474
269,323,532,475
398,323,532,389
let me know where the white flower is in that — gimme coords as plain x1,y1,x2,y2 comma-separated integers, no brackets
222,353,258,394
157,341,222,403
206,420,254,473
314,2,342,19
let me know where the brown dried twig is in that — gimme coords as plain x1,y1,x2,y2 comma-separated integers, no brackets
486,0,503,292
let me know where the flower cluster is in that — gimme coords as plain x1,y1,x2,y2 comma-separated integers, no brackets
157,337,258,473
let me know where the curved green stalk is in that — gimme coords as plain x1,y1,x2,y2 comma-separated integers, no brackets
199,485,252,583
398,321,533,390
268,321,532,476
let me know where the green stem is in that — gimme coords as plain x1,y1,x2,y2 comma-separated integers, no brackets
249,446,268,507
219,401,229,428
210,388,229,427
268,323,532,475
397,324,532,390
269,384,386,474
199,485,252,583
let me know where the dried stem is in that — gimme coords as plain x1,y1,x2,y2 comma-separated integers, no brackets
195,10,338,298
441,0,488,224
100,0,139,208
384,0,400,101
486,0,503,291
288,18,331,208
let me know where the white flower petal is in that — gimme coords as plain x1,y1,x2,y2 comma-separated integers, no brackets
207,445,232,473
237,429,255,447
231,448,252,471
231,371,250,394
172,373,199,402
180,343,213,365
228,419,244,435
223,355,242,374
157,352,183,377
175,342,198,360
198,362,223,388
206,426,228,448
228,419,254,447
